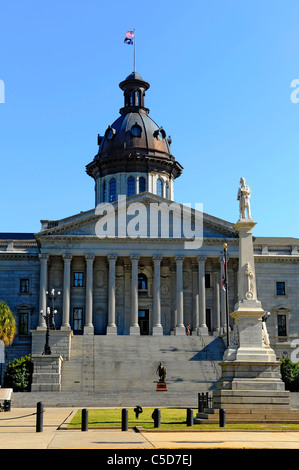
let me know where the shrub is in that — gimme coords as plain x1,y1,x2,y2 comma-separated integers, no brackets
280,357,299,392
3,355,33,392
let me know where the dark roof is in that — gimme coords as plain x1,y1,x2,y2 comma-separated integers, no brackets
0,233,36,240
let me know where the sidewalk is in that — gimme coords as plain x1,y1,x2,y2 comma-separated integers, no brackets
0,407,299,450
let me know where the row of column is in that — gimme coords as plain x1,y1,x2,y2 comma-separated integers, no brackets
38,253,224,335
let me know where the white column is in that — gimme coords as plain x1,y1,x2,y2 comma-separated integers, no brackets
191,263,199,333
61,254,72,330
84,255,95,334
175,255,185,335
107,254,117,334
212,262,221,334
153,255,163,335
198,256,209,335
130,255,140,335
38,254,49,329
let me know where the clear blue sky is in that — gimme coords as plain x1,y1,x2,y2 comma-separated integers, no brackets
0,0,298,238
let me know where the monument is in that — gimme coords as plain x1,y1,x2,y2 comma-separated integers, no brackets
156,362,167,392
212,177,292,418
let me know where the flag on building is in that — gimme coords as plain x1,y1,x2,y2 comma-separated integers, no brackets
124,30,135,45
221,255,227,291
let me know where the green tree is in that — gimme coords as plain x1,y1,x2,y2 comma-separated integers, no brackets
3,355,33,392
0,301,16,346
281,357,299,392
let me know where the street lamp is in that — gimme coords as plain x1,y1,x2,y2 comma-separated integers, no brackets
40,288,61,355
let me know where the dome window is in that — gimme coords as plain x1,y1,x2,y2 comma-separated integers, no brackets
154,127,166,140
139,176,146,193
103,180,107,203
127,176,136,197
156,178,163,197
131,123,142,137
105,125,116,141
109,178,117,202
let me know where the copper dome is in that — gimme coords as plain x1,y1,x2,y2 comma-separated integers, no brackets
86,72,183,180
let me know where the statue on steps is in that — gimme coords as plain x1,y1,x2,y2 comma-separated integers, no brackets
157,362,166,383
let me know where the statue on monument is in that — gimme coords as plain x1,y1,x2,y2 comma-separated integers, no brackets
237,177,251,219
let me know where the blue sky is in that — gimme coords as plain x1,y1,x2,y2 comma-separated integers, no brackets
0,0,298,237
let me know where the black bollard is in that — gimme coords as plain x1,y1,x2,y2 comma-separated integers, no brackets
219,408,226,427
186,408,193,426
36,402,43,433
122,408,128,431
81,408,88,431
152,408,161,428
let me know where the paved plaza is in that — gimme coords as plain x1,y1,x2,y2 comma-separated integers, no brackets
0,407,299,450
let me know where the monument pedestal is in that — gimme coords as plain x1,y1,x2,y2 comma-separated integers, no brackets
213,206,292,418
156,382,167,392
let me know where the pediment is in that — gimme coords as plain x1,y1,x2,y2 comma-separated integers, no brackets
35,193,238,241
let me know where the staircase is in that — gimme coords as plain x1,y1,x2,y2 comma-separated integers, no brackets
12,335,226,408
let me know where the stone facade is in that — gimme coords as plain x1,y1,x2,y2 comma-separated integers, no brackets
0,217,298,373
0,70,298,388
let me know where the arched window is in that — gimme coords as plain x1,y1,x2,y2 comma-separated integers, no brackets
139,176,146,193
127,176,135,197
138,273,148,290
156,178,163,197
103,180,107,203
109,178,117,202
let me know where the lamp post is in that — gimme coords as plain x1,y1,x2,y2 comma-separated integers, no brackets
40,289,60,355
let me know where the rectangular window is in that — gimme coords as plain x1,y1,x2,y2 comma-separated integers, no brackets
73,308,83,332
277,314,287,337
276,281,286,296
20,278,29,293
74,272,84,287
19,312,29,335
205,274,211,288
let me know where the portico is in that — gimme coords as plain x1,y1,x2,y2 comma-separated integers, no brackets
37,247,233,337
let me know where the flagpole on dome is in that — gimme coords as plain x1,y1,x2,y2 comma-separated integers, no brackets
134,28,136,73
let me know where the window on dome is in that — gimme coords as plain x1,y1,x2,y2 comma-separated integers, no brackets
103,180,107,203
130,91,134,106
127,176,135,197
156,178,163,197
109,178,117,202
139,176,146,193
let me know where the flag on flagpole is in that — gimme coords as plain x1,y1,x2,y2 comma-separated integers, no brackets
221,255,227,291
124,30,135,45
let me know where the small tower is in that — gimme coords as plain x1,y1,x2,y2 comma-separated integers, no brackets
86,72,183,205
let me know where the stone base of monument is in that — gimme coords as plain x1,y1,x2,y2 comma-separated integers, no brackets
156,382,167,392
195,361,299,423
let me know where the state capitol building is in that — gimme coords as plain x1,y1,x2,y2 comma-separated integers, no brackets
0,71,298,399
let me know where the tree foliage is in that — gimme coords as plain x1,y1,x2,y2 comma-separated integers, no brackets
0,301,16,346
3,355,33,392
281,357,299,392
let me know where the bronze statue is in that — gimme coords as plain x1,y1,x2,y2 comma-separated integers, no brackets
157,362,166,383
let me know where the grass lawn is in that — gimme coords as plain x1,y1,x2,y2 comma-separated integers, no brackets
68,408,299,431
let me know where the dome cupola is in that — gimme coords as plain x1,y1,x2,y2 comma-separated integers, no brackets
86,72,183,205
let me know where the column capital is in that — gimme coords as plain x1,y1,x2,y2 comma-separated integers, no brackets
108,254,118,262
175,255,185,263
62,253,72,262
39,254,49,262
130,254,140,261
197,255,207,263
153,255,163,263
85,254,95,262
